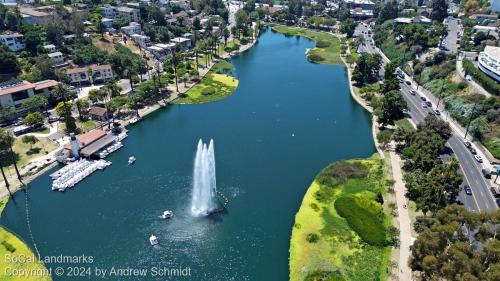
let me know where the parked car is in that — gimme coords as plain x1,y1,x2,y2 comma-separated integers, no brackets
405,80,411,85
474,155,483,163
482,169,491,179
428,111,436,116
435,109,441,115
410,90,416,95
490,186,500,198
420,96,426,101
421,102,428,108
48,116,60,123
469,147,477,154
464,141,472,148
464,185,472,195
426,101,432,107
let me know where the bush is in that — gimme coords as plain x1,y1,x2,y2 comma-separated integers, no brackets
304,271,345,281
307,52,324,62
334,195,388,246
316,40,331,48
1,241,16,253
463,59,500,95
201,87,215,96
317,161,368,188
306,233,320,243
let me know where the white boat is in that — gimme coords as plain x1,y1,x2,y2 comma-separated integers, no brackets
128,156,136,165
149,234,158,245
159,210,174,219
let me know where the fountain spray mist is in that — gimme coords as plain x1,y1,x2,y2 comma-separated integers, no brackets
191,139,217,216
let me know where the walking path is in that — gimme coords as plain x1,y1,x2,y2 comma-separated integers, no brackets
456,56,491,98
389,146,413,281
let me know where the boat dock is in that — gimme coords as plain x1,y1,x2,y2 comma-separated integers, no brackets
51,159,111,192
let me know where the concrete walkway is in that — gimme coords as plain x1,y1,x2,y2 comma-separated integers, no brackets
456,56,491,98
389,146,413,281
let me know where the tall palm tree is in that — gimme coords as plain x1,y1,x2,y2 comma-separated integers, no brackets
169,51,183,92
52,83,72,102
0,153,11,195
0,129,22,184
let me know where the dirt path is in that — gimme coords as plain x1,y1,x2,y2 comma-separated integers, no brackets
389,147,413,281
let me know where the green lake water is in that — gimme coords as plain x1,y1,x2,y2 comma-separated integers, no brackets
1,28,375,281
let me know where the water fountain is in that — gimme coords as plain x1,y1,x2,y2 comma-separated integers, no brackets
191,139,217,216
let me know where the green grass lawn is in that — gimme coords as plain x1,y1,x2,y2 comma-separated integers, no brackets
8,137,59,170
395,118,415,131
78,120,97,133
174,61,239,104
290,156,392,281
272,25,342,65
484,133,500,159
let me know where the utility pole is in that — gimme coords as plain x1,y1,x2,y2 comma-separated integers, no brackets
436,80,445,109
464,101,478,139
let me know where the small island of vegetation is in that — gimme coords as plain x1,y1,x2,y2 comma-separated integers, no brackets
289,156,393,281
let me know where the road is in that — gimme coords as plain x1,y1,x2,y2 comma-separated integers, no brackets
355,23,498,212
442,16,459,54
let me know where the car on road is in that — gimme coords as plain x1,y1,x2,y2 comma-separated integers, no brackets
464,141,472,148
428,111,436,116
421,102,428,108
483,169,492,179
402,109,410,115
435,109,441,115
426,101,432,107
464,185,472,195
410,90,416,95
420,96,426,101
490,187,500,197
405,80,411,85
474,155,483,163
469,147,477,154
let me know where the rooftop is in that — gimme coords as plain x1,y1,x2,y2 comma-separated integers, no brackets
484,46,500,60
48,52,63,57
89,106,107,117
64,129,107,150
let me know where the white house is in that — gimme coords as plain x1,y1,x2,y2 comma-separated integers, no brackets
67,64,113,85
0,32,25,52
147,43,176,60
48,52,65,65
0,79,58,111
121,22,141,35
117,6,140,22
131,34,151,48
171,37,191,50
43,44,56,53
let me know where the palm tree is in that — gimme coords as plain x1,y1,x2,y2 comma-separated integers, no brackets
52,83,72,102
222,26,230,47
0,129,22,184
0,152,11,195
169,51,183,92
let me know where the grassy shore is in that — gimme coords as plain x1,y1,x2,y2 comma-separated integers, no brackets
174,61,239,104
0,197,51,281
289,155,392,281
272,25,342,65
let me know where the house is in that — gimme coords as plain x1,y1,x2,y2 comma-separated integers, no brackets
66,64,113,85
19,7,53,25
343,0,375,18
88,106,109,121
117,6,140,22
478,45,500,82
99,5,118,19
473,25,499,39
131,34,151,48
470,14,498,24
0,32,25,52
121,22,141,35
101,18,114,29
48,52,65,65
61,129,117,159
171,37,191,50
43,44,56,53
412,15,432,24
0,79,58,111
147,43,175,60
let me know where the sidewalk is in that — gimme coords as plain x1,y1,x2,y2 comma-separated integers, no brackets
456,56,491,98
389,146,413,281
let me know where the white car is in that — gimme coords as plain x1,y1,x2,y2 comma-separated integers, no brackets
474,155,483,163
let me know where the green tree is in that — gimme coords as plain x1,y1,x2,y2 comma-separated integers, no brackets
23,112,45,127
352,53,382,84
0,129,22,183
381,61,400,93
55,101,77,133
21,135,38,150
376,90,407,127
377,0,399,23
0,45,20,82
22,95,48,113
340,18,356,37
429,0,448,22
75,98,90,119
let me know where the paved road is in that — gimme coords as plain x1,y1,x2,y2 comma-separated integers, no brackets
442,16,460,54
356,23,498,212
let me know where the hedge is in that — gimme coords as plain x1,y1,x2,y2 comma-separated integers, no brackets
334,195,388,246
463,59,500,95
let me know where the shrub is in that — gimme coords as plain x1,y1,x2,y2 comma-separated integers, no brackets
317,161,368,188
310,202,320,212
201,87,215,96
304,271,345,281
463,59,500,95
307,53,324,62
334,195,388,246
306,233,320,243
1,241,16,253
316,40,331,48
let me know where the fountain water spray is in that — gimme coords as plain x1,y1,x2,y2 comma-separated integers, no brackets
191,139,217,216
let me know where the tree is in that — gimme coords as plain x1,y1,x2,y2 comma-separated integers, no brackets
340,19,356,37
22,26,44,55
23,112,44,127
381,61,400,93
417,115,451,140
75,98,90,119
46,19,65,46
0,107,17,123
0,45,20,82
429,0,448,22
51,83,73,102
21,135,38,150
352,53,382,84
22,95,48,113
377,0,399,23
376,90,407,127
235,9,250,39
4,10,20,31
376,130,392,149
0,129,22,183
55,101,77,133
